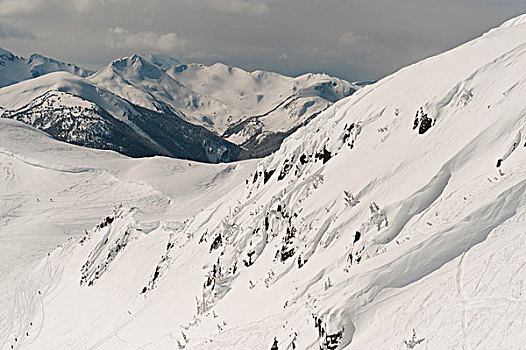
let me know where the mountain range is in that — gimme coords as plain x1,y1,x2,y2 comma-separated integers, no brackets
0,49,358,162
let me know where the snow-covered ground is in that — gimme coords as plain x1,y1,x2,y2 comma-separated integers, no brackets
2,13,526,350
89,54,357,137
0,120,256,349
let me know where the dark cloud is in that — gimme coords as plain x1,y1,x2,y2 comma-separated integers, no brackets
0,0,525,81
0,21,34,39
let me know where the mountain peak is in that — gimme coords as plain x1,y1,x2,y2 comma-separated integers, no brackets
0,47,17,61
499,13,526,29
0,47,93,87
27,53,62,67
109,54,163,80
27,53,46,60
111,54,142,66
142,53,181,71
25,53,93,78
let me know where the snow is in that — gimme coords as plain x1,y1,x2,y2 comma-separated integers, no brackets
0,51,357,161
2,13,526,350
142,53,181,71
165,62,356,137
89,55,357,141
0,48,93,88
0,119,256,348
0,71,166,149
0,51,32,89
26,54,93,79
0,72,129,119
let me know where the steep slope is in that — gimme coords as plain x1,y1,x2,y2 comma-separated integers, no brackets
5,14,526,350
0,72,242,162
91,55,358,157
0,48,93,88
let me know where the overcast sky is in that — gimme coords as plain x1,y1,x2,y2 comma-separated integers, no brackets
1,0,525,81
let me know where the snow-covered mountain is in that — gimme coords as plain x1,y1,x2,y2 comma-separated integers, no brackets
0,71,242,162
0,48,357,161
89,54,358,157
164,63,356,148
0,48,93,88
2,13,526,350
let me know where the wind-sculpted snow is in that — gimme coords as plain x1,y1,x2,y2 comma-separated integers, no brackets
0,119,257,350
4,14,526,350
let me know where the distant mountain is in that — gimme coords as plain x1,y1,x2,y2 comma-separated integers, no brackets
142,53,181,70
27,54,93,79
91,55,359,157
0,47,358,162
0,72,241,162
0,47,93,88
353,79,377,87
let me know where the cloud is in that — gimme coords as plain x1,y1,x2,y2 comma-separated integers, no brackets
339,31,369,45
278,53,293,60
0,0,131,16
70,0,128,13
0,0,41,16
203,0,270,16
184,51,224,60
106,27,188,51
0,21,34,38
1,0,525,82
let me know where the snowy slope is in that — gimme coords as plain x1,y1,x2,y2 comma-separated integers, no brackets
87,55,195,115
4,13,526,350
0,48,93,88
0,90,169,158
0,119,256,349
0,48,31,88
